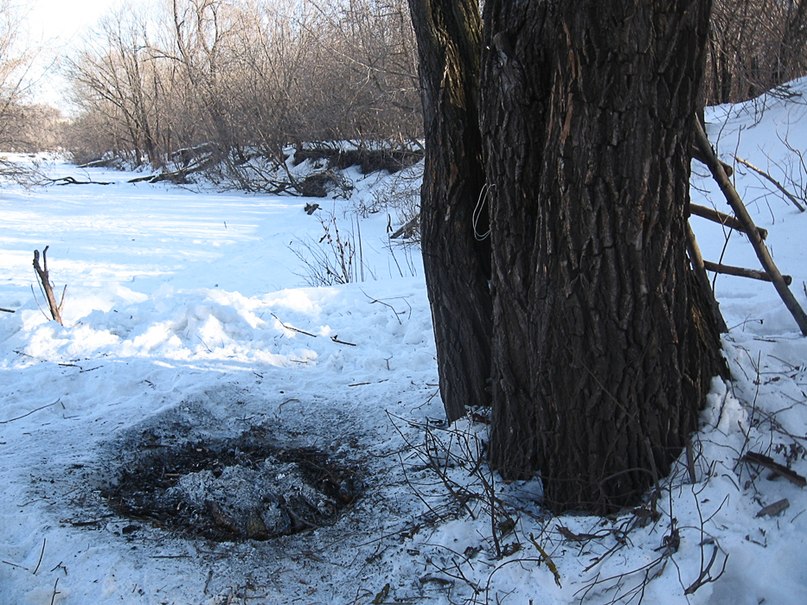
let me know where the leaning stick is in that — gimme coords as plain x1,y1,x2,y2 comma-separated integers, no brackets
694,120,807,335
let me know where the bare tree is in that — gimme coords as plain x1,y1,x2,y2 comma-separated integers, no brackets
66,7,166,166
706,0,807,103
0,0,33,152
304,0,421,143
64,0,422,173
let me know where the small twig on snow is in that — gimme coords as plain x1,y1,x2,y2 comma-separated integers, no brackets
270,313,317,338
32,538,46,575
0,400,61,424
49,577,60,605
330,335,357,346
683,542,728,595
528,533,562,587
361,289,407,325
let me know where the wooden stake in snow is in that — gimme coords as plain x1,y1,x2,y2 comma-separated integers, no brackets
32,246,65,326
693,120,807,336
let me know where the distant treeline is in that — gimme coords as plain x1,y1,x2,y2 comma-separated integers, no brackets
2,0,806,168
62,0,421,170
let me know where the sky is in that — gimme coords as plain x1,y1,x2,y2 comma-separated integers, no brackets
19,0,129,109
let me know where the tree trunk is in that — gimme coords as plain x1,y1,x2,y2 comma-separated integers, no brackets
481,0,725,513
407,0,492,421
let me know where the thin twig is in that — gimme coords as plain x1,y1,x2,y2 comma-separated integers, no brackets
0,400,61,424
528,533,562,587
49,577,60,605
684,542,728,594
361,289,404,325
734,155,805,212
33,538,46,575
270,313,318,338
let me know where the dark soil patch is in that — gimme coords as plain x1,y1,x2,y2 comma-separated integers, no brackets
103,427,360,542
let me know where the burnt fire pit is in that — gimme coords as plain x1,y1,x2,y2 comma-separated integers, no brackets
103,426,359,542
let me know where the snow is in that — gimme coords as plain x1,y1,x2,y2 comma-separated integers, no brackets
2,81,807,604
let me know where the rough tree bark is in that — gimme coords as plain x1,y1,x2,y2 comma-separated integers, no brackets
407,0,493,421
408,0,726,514
481,0,725,513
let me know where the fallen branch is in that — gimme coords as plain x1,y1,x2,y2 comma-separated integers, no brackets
77,158,117,169
128,155,218,185
740,451,807,487
734,155,806,212
126,174,156,183
33,538,46,575
32,247,65,325
556,525,613,542
49,577,60,605
390,216,419,239
49,176,112,186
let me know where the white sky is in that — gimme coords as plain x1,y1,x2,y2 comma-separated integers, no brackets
25,0,112,44
20,0,130,110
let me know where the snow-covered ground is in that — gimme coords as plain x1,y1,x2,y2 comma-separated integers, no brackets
2,82,807,605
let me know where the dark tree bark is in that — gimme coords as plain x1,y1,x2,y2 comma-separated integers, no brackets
407,0,492,421
481,0,725,513
408,0,726,514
